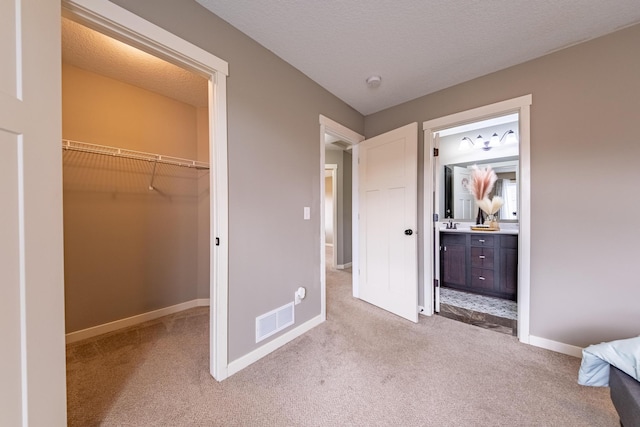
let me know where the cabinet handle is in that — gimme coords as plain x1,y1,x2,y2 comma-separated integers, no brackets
479,255,485,259
478,239,485,243
479,276,485,280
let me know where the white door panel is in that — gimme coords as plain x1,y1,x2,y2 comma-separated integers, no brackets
359,123,418,322
0,0,67,424
453,166,474,220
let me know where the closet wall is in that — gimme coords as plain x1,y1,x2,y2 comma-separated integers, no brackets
62,63,209,333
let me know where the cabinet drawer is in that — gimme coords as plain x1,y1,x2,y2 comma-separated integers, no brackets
470,234,494,247
471,268,494,290
471,247,494,268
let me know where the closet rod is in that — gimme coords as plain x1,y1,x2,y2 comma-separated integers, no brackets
62,139,210,170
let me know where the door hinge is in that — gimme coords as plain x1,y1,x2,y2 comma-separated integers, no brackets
215,237,220,246
433,213,439,222
434,279,440,288
433,148,439,157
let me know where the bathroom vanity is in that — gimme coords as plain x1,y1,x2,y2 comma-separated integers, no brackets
440,229,518,301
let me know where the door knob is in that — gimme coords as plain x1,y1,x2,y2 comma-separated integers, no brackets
404,229,413,235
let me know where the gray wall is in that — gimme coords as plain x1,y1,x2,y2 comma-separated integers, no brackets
111,0,364,361
365,24,640,348
325,149,353,266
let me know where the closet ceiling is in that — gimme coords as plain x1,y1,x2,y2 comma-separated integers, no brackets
196,0,640,115
61,18,208,108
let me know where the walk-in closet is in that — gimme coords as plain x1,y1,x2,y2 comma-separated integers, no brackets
61,17,210,339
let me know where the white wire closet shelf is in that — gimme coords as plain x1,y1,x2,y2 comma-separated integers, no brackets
62,139,210,170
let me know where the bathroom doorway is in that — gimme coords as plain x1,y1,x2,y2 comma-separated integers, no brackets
423,95,532,342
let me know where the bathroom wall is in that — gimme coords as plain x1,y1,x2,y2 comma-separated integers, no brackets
62,63,207,332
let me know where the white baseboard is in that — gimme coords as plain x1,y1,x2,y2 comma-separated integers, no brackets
196,298,211,306
65,298,210,344
529,335,583,358
227,314,324,377
337,262,352,269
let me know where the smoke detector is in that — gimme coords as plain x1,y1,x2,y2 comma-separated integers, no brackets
366,75,382,88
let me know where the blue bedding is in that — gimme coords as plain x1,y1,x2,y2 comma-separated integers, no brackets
578,336,640,387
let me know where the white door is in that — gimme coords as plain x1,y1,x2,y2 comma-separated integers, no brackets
453,166,474,220
0,1,67,424
358,123,418,322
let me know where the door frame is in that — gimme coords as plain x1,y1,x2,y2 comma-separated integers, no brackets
319,115,364,318
62,0,230,379
324,164,338,268
422,94,532,343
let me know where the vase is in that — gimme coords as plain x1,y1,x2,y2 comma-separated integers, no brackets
484,213,499,230
475,208,485,225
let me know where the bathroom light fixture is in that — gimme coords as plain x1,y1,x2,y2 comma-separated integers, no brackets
459,130,516,151
366,75,382,88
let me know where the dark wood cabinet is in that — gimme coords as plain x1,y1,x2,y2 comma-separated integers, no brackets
440,232,517,300
441,234,466,286
498,235,518,297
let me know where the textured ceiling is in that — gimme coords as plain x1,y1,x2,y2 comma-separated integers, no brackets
196,0,640,115
61,17,208,108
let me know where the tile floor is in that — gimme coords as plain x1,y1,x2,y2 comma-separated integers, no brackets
439,287,518,335
440,288,517,320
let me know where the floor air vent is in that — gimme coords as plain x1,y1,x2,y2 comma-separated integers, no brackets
256,302,294,343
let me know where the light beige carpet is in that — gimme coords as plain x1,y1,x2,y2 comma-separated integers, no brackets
66,265,618,426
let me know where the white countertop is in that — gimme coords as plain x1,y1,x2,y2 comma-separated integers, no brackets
439,222,519,235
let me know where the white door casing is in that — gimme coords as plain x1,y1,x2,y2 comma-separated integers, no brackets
423,95,532,343
0,0,67,424
359,123,419,322
432,133,441,313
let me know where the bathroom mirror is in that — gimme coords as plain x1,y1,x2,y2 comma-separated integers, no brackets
436,115,520,222
442,159,519,221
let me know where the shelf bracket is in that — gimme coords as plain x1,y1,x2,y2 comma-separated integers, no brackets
148,158,159,191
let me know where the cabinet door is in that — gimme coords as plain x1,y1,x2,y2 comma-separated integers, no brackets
442,244,466,286
499,235,518,300
440,234,467,287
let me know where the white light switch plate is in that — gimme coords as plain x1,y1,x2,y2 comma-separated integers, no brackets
303,207,310,220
